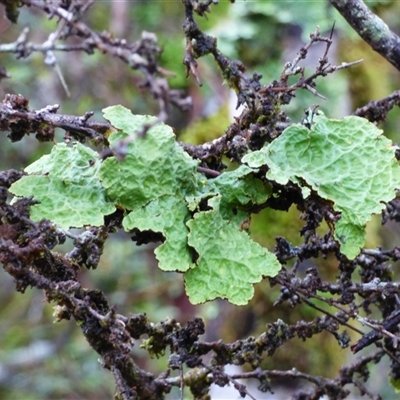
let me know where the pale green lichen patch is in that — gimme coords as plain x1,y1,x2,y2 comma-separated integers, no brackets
243,114,400,259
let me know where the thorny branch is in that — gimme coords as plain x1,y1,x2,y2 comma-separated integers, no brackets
0,191,384,399
353,90,400,124
1,1,400,399
261,25,363,101
329,0,400,72
1,0,192,123
181,24,363,167
0,93,110,143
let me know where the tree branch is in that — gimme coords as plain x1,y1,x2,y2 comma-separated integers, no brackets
329,0,400,71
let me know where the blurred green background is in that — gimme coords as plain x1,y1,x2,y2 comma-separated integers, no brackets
1,1,400,399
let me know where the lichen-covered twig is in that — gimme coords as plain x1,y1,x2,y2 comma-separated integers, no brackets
329,0,400,71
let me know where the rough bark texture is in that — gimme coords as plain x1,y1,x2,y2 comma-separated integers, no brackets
330,0,400,71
